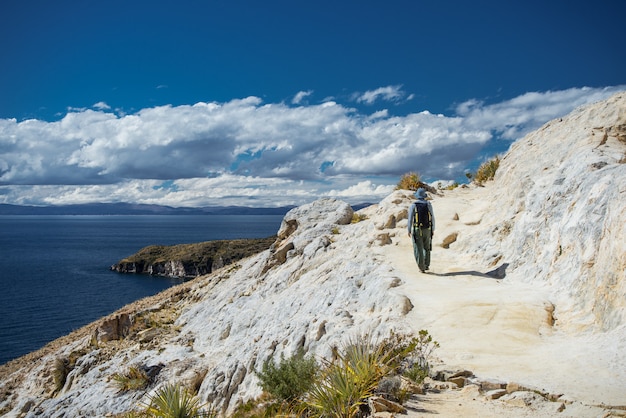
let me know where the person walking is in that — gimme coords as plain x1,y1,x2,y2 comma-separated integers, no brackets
408,188,435,273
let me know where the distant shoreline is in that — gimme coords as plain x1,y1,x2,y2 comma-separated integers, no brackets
0,202,372,216
0,203,295,216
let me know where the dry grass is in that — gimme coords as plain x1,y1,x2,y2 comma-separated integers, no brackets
473,155,501,186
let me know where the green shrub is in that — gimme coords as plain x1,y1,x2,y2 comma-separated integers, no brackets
400,330,439,384
256,348,319,403
245,331,439,417
376,376,411,404
403,363,429,384
473,155,501,185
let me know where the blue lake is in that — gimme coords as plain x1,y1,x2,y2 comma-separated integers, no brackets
0,215,283,365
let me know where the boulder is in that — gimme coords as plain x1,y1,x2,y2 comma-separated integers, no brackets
368,396,407,414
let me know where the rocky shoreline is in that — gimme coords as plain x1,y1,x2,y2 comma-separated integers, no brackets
110,236,276,278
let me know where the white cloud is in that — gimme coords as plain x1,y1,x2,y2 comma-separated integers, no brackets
0,86,623,207
93,102,111,110
456,86,626,139
292,90,313,105
356,85,406,105
327,180,395,200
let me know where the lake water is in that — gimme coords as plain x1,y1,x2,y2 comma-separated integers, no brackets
0,215,283,365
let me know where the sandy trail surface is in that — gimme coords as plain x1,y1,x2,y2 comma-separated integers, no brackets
377,186,626,417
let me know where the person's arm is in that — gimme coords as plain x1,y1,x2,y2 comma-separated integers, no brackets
428,202,435,234
407,204,415,236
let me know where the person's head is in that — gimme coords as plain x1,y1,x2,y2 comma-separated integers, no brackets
415,188,427,199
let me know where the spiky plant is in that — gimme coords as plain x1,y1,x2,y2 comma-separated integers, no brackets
143,384,216,418
112,366,151,392
303,335,390,417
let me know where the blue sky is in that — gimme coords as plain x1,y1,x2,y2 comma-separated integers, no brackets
1,0,625,207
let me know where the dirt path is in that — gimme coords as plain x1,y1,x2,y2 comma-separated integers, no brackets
383,187,556,383
376,187,625,417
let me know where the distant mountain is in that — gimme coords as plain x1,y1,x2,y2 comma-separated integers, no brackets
0,203,293,215
0,202,373,215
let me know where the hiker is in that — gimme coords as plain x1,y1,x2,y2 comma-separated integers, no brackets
408,188,435,273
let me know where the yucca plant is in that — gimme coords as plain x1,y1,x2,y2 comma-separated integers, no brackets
143,383,213,418
303,335,390,417
304,366,363,417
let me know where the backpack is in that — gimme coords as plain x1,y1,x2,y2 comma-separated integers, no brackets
413,201,431,229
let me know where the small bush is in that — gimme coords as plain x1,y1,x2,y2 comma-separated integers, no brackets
52,348,90,393
256,348,319,403
400,330,439,384
113,366,151,392
351,213,368,223
52,357,71,392
376,375,411,404
396,172,422,191
473,155,500,185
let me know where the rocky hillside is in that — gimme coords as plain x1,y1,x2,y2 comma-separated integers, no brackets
0,92,624,417
456,91,626,333
110,237,276,278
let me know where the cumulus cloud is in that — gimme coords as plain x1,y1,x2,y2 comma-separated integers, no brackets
292,90,313,105
93,102,111,110
355,85,406,105
0,86,623,207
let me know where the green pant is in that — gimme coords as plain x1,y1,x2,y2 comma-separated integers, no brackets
412,227,432,271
